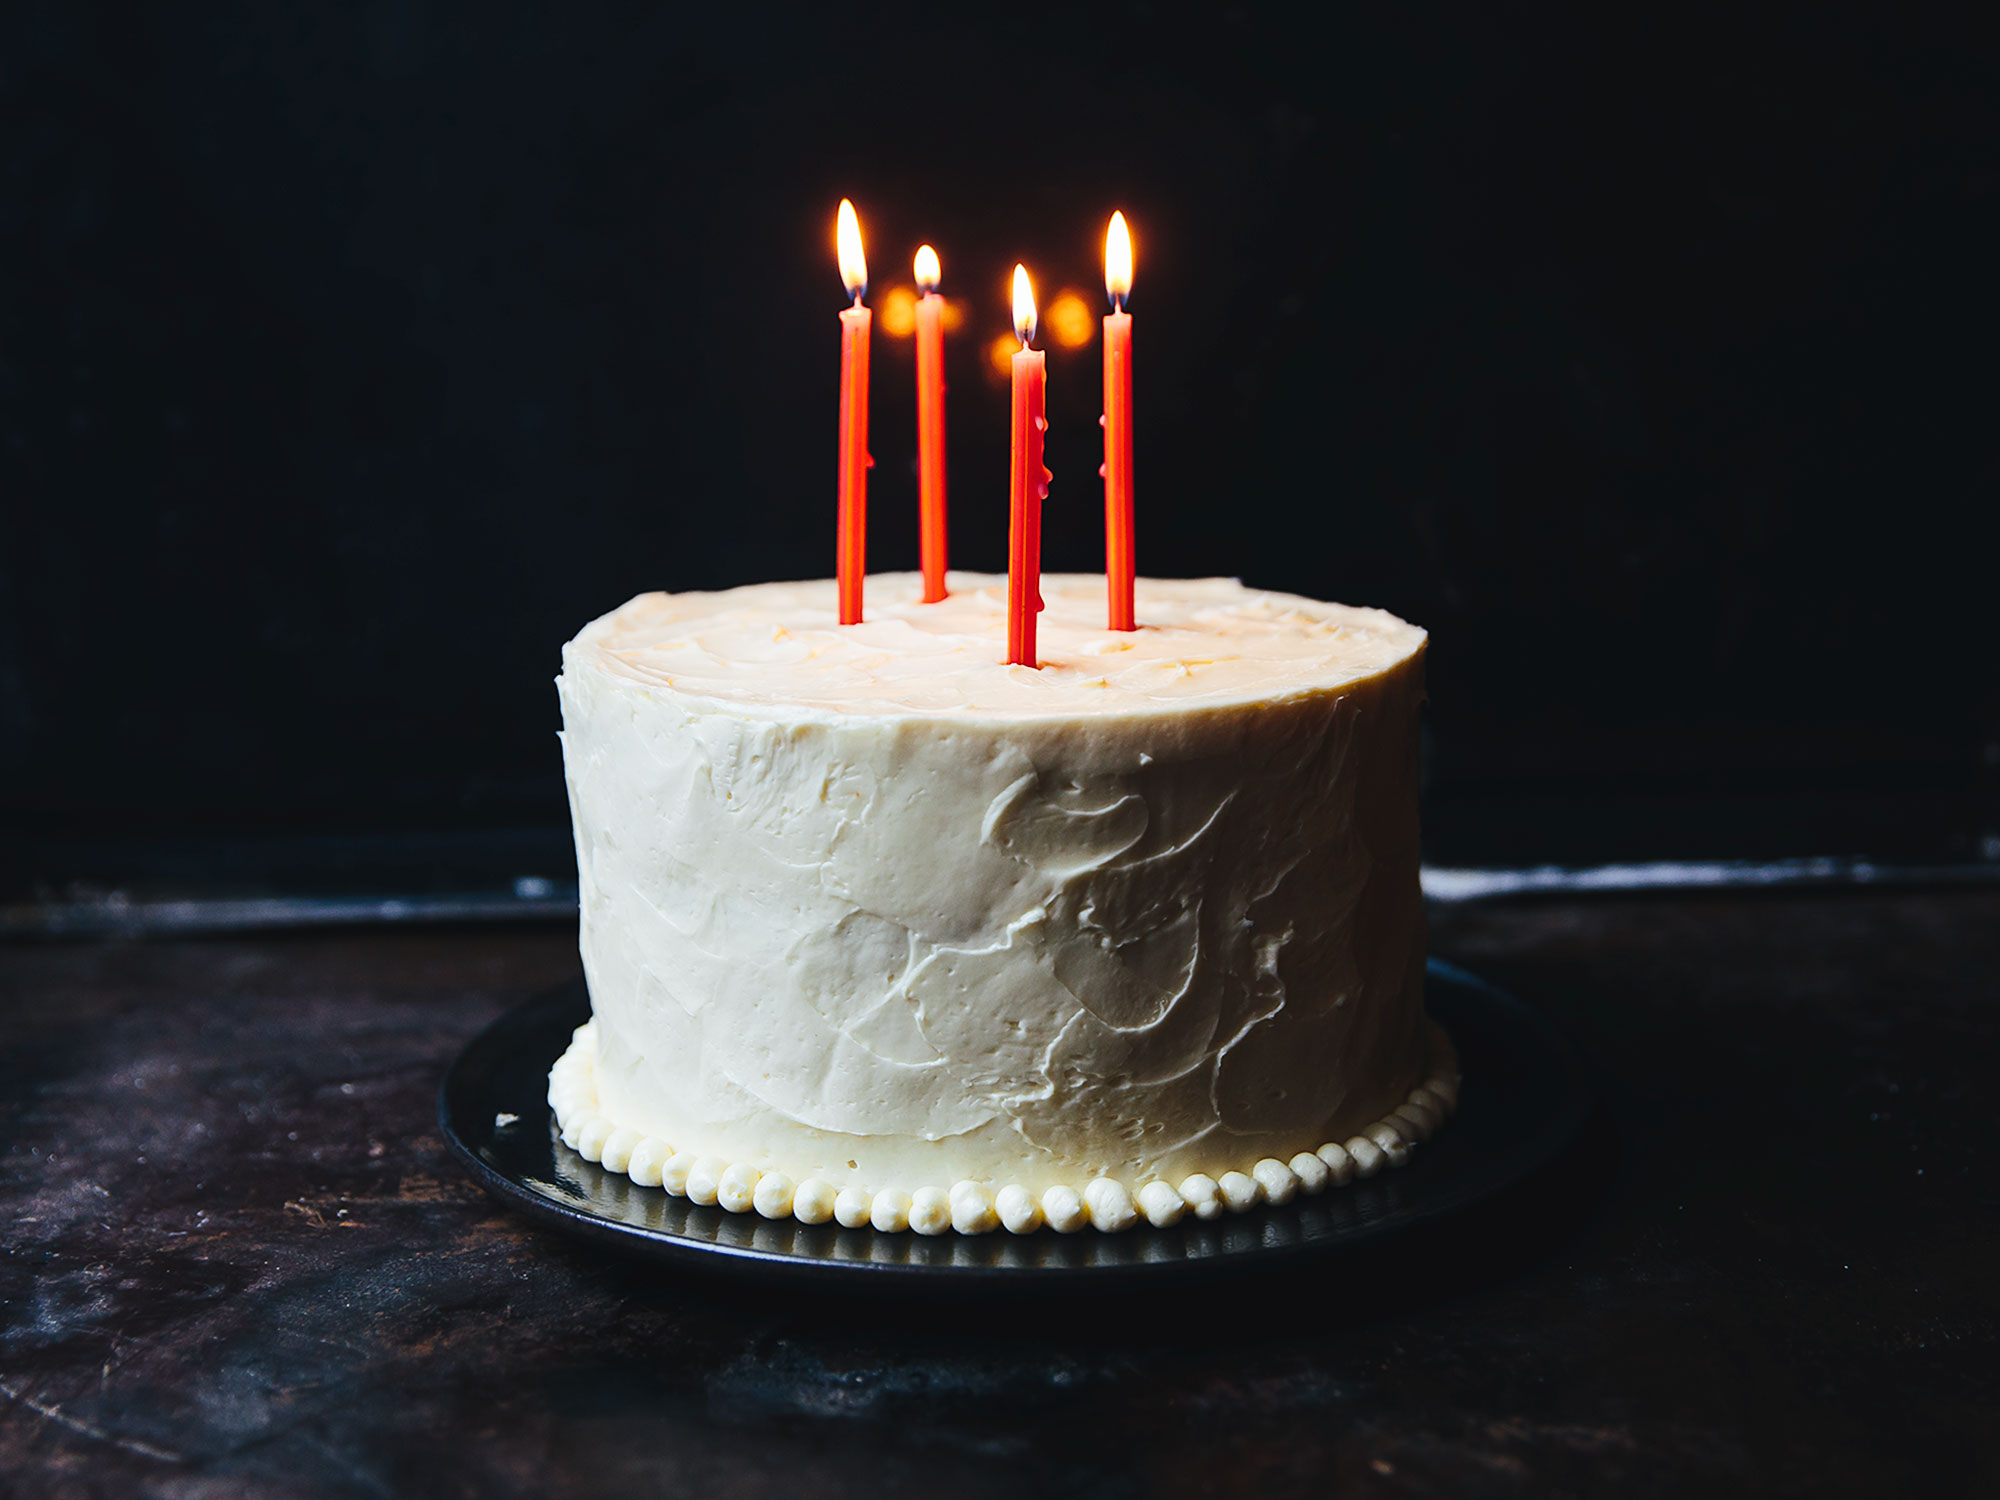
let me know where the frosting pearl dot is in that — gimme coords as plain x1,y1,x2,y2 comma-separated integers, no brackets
1252,1158,1300,1206
685,1157,725,1206
909,1187,953,1235
598,1128,641,1174
1367,1121,1413,1166
717,1163,761,1214
1042,1185,1088,1234
1316,1141,1356,1185
625,1138,670,1187
1138,1180,1186,1227
792,1178,837,1224
1393,1101,1439,1141
1345,1136,1385,1177
574,1118,613,1163
1408,1096,1456,1128
869,1189,913,1234
1179,1173,1224,1220
1218,1171,1263,1214
659,1152,696,1195
833,1186,872,1229
1084,1178,1138,1233
995,1184,1043,1234
1426,1074,1460,1114
753,1171,796,1220
1289,1151,1330,1195
949,1182,999,1235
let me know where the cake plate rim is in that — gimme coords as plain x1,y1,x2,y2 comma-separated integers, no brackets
438,958,1592,1288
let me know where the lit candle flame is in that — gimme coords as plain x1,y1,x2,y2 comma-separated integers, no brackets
914,244,941,295
1105,210,1133,310
837,199,868,303
1012,263,1037,347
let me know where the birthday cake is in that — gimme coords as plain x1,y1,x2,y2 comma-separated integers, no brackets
549,571,1455,1233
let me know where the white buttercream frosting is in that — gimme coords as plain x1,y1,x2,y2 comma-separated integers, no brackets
994,1184,1043,1234
752,1171,795,1220
554,571,1444,1231
792,1178,836,1224
949,1181,999,1235
1180,1174,1224,1221
567,570,1424,719
1138,1180,1187,1228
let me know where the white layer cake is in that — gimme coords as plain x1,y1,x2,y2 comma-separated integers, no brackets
550,572,1455,1234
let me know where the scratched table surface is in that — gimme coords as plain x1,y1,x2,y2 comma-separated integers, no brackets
3,888,1996,1498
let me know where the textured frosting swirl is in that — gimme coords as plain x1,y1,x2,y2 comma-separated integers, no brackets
571,572,1426,719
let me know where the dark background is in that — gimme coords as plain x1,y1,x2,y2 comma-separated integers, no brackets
3,2,1995,907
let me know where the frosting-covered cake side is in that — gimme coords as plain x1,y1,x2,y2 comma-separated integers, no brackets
555,572,1440,1225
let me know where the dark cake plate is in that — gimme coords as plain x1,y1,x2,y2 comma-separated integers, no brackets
439,959,1592,1287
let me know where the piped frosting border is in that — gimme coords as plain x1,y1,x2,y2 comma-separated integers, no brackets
546,1022,1460,1234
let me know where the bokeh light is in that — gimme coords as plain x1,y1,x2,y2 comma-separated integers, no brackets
1045,289,1094,350
877,287,964,339
985,332,1017,382
879,285,917,338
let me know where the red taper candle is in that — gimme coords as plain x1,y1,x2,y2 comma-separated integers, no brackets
835,199,872,625
1101,210,1136,631
1007,265,1049,668
914,244,949,602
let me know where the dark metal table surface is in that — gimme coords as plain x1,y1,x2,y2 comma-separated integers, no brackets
4,889,1996,1497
